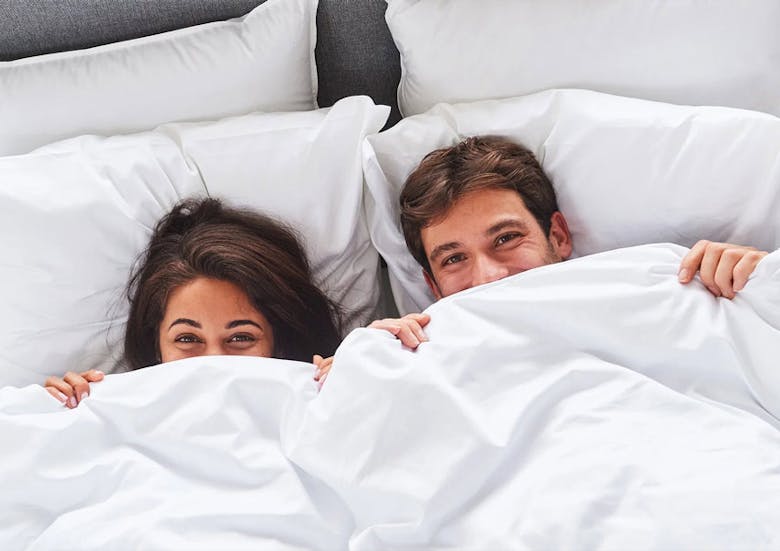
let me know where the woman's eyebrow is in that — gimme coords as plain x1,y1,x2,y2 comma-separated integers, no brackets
226,319,262,330
169,318,201,330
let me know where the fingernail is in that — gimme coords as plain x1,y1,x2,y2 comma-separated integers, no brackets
68,396,77,408
678,269,689,282
54,391,67,403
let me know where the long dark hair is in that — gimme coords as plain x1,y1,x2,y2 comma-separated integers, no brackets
124,197,342,369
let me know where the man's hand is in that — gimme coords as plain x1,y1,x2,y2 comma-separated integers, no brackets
368,313,431,349
44,369,105,408
678,240,768,299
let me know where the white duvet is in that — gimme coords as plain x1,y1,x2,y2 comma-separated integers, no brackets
2,243,779,550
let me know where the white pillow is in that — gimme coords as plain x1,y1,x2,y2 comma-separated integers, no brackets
168,97,390,330
386,0,780,118
0,0,318,156
363,89,780,314
0,96,389,388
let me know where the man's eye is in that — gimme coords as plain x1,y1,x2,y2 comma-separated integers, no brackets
496,233,520,246
175,334,201,344
443,254,465,266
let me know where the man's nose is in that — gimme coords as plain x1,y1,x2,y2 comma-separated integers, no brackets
472,257,511,287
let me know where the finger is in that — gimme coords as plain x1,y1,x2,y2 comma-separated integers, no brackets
368,319,424,348
80,369,105,383
368,319,403,335
44,376,77,408
733,251,767,292
45,386,68,405
315,364,333,382
395,323,421,349
713,248,744,299
402,314,429,342
678,240,709,283
405,313,432,327
407,320,428,343
698,244,726,296
62,371,91,405
312,355,332,381
318,357,334,377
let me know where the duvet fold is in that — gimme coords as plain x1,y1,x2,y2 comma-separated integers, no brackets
2,243,779,550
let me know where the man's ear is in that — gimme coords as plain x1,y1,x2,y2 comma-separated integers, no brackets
548,211,573,260
423,269,443,300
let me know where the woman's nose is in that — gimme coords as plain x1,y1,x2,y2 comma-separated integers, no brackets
204,343,227,356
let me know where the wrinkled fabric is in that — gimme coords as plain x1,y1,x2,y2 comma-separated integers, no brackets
2,244,779,550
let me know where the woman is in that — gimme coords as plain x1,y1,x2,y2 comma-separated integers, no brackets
45,197,341,407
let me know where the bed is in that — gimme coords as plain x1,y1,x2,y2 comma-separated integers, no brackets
1,1,779,549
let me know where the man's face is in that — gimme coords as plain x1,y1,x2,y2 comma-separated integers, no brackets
421,188,572,299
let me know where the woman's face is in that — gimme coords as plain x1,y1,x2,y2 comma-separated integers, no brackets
158,277,274,363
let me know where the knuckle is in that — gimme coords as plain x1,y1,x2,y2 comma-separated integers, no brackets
733,264,752,280
700,273,715,287
714,275,731,290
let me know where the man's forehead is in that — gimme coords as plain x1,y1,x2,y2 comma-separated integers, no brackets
423,188,534,235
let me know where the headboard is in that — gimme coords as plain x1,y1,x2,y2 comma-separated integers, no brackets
0,0,402,126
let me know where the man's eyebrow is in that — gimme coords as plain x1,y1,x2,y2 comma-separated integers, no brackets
168,318,201,330
429,241,463,262
486,219,530,236
225,319,262,330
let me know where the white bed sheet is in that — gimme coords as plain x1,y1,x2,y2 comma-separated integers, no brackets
1,243,779,550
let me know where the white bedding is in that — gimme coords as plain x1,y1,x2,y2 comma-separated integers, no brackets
2,243,779,550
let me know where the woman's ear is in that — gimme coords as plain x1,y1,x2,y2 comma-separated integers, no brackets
548,211,573,260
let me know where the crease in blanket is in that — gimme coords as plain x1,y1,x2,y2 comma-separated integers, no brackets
1,243,779,550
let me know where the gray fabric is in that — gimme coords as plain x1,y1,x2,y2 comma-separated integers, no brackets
0,0,267,58
0,0,401,126
316,0,401,127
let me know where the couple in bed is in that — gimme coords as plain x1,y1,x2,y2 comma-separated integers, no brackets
44,136,769,406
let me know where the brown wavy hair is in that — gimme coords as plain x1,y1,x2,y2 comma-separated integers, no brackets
124,197,342,369
400,136,560,275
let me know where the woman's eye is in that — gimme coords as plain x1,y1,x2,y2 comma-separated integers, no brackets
228,333,256,343
443,253,465,266
175,334,201,344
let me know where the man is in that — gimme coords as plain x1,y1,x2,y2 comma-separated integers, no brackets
368,136,769,349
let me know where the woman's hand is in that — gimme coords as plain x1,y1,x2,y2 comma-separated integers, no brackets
678,240,768,299
44,369,104,408
368,312,431,349
312,355,334,386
